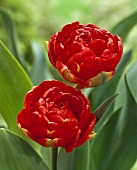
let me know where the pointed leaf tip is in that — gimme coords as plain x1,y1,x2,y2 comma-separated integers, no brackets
94,93,120,122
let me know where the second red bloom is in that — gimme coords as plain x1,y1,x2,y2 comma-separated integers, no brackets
17,80,96,152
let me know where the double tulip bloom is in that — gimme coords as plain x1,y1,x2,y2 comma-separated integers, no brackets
17,80,96,152
17,21,123,152
47,21,123,88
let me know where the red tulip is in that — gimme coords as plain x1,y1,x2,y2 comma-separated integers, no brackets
47,21,123,88
17,80,96,152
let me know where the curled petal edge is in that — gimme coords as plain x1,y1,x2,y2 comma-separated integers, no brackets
56,61,83,84
17,123,35,141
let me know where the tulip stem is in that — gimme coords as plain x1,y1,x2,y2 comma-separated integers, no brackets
52,148,58,170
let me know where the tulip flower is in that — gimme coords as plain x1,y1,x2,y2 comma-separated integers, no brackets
17,80,96,152
47,21,123,88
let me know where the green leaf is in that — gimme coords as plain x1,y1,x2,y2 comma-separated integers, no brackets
126,61,137,103
111,11,137,42
0,128,49,170
0,41,32,134
0,114,8,129
94,93,119,125
40,148,52,169
116,49,132,73
58,142,90,170
91,74,137,170
131,160,137,170
0,7,27,70
114,75,127,111
30,41,53,85
114,61,137,111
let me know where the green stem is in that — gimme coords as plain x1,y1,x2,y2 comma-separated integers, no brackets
52,148,58,170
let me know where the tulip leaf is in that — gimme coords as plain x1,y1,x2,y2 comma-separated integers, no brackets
0,41,32,134
94,93,119,130
0,128,49,170
116,49,132,73
30,41,53,85
0,114,8,129
111,11,137,42
40,148,52,169
131,160,137,170
114,75,127,111
126,61,137,103
58,142,90,170
0,7,27,70
91,73,137,170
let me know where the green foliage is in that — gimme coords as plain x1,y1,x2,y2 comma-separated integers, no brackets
90,68,137,170
0,0,56,55
58,142,90,170
126,62,137,103
0,41,32,133
0,7,27,70
40,148,52,169
30,41,53,85
111,11,137,42
0,114,8,129
0,128,49,170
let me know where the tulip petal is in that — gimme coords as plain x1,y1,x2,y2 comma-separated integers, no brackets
56,61,83,84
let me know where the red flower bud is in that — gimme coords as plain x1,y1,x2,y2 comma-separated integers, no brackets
47,21,123,88
17,80,96,152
